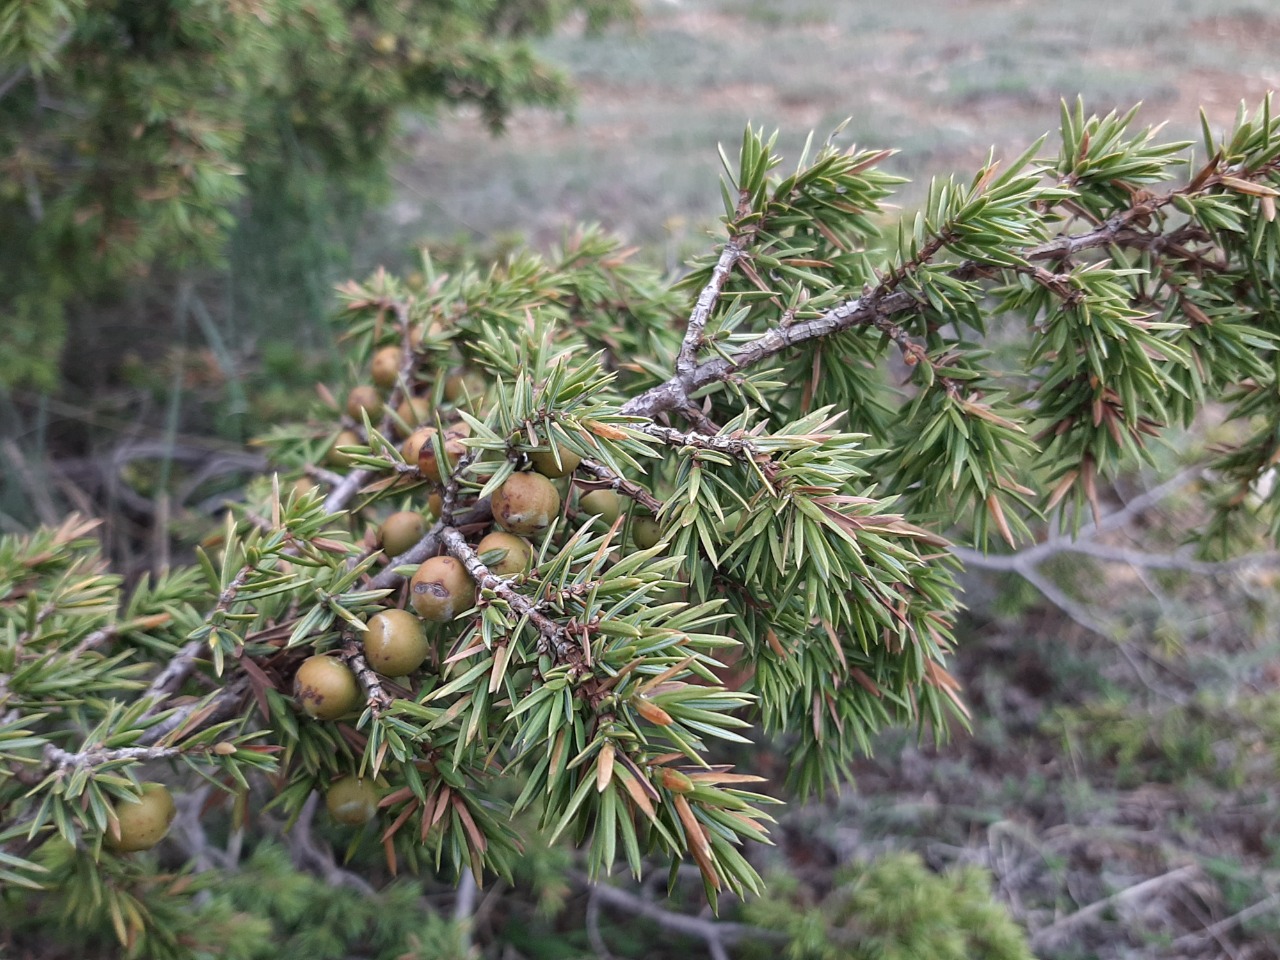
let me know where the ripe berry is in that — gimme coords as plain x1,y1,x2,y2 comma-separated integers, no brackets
380,511,426,557
492,472,561,537
475,531,532,577
579,489,622,527
395,396,432,432
409,556,475,622
443,371,486,406
106,783,176,852
325,776,380,825
346,385,384,422
401,426,436,466
418,429,468,483
370,346,404,390
529,443,581,479
362,608,429,675
294,655,361,720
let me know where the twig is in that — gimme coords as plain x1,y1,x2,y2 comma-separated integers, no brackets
640,424,761,460
366,501,492,592
144,564,252,701
577,458,664,514
585,879,781,952
340,635,393,715
678,230,752,384
586,888,617,960
1028,864,1199,950
42,743,184,774
139,677,250,746
440,527,579,663
622,160,1280,422
285,792,377,894
453,870,480,953
0,27,74,104
1171,891,1280,951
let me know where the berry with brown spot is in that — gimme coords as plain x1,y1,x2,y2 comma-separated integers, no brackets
409,556,475,622
492,472,561,537
294,655,361,720
401,426,436,466
418,428,468,483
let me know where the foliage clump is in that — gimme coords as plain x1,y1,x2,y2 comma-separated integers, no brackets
744,853,1034,960
0,0,632,387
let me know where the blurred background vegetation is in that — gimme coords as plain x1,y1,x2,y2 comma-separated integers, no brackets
4,0,1280,956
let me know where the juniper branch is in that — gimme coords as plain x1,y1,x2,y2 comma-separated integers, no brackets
440,527,579,662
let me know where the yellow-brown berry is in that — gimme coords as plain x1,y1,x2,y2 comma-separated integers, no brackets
475,531,532,577
380,511,426,557
529,443,581,479
362,608,430,675
370,346,405,390
443,370,485,406
396,396,432,432
492,472,561,537
346,385,384,422
327,429,362,468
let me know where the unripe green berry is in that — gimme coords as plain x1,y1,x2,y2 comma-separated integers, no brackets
326,776,380,825
529,443,581,479
631,516,663,549
579,489,622,527
106,782,176,852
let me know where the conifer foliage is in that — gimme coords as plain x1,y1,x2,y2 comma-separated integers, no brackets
5,96,1280,954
